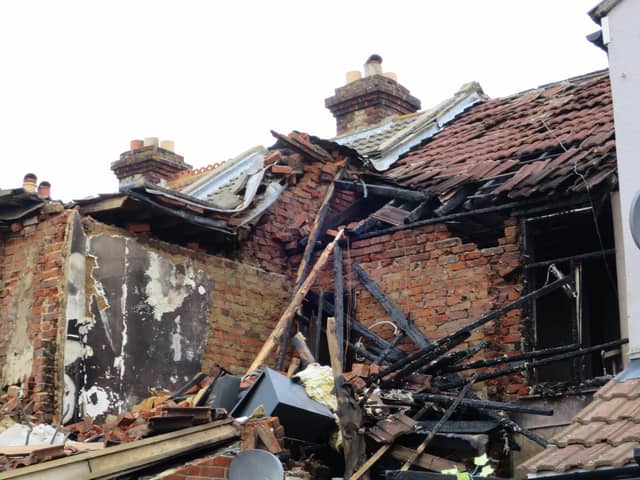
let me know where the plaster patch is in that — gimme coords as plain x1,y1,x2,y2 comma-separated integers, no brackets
145,253,196,321
171,316,182,361
2,346,34,386
83,385,110,418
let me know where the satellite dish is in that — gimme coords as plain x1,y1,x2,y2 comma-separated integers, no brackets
229,449,284,480
631,191,640,249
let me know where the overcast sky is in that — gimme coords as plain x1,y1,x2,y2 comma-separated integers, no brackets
0,1,607,201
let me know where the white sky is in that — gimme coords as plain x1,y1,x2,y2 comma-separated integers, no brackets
0,1,607,201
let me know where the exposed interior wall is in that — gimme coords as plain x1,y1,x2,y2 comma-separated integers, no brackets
316,219,525,399
0,204,72,420
63,218,290,420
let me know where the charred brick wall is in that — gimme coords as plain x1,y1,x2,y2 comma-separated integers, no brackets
74,219,290,418
316,220,525,399
0,204,71,420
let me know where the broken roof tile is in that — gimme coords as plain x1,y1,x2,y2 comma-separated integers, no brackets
386,70,615,203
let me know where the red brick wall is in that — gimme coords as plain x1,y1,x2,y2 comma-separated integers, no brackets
237,159,345,278
158,454,233,480
316,220,525,399
0,204,71,420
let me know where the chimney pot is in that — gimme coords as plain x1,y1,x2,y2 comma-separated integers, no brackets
130,139,144,150
346,71,362,84
364,54,383,77
325,55,421,135
160,140,175,152
143,137,159,147
23,173,37,193
37,181,51,198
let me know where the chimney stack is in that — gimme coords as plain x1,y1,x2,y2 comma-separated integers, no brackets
111,138,191,188
23,173,37,193
325,55,421,136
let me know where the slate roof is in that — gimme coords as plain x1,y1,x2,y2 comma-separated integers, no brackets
521,377,640,476
385,70,616,204
334,82,486,171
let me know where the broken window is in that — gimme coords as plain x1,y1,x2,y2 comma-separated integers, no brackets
523,204,621,385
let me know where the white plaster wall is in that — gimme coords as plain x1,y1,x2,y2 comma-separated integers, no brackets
606,0,640,358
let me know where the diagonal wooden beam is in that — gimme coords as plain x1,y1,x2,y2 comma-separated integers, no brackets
353,262,429,349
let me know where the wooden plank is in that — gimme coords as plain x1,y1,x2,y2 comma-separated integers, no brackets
0,420,238,480
351,444,391,480
255,424,282,454
78,195,128,215
390,445,465,473
246,229,344,374
353,262,429,349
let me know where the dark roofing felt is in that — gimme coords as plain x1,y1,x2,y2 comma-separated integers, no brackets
385,70,616,203
521,377,640,475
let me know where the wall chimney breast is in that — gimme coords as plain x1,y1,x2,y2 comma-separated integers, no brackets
325,55,421,136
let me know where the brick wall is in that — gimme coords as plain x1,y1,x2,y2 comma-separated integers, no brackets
0,204,71,420
316,220,525,399
238,157,345,278
157,454,233,480
82,219,291,381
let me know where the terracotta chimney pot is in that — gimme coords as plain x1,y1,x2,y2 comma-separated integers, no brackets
23,173,37,193
37,181,51,198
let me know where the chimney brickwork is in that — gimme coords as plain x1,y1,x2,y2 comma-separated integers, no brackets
325,55,421,136
111,141,191,188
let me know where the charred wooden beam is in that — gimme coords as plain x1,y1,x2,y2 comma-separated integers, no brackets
291,332,316,367
404,200,433,224
335,179,427,202
425,340,491,374
442,343,581,373
414,393,553,416
437,338,629,389
334,242,345,367
353,262,429,349
415,420,499,434
523,248,615,270
400,375,477,471
312,291,324,359
306,291,406,362
368,276,571,386
374,332,405,365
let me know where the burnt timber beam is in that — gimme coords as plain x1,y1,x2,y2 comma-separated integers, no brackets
400,376,477,471
334,179,427,202
414,393,553,416
442,343,581,373
437,338,629,389
368,276,571,385
353,262,429,349
404,200,433,224
334,242,345,367
523,248,615,270
306,292,406,362
312,291,324,359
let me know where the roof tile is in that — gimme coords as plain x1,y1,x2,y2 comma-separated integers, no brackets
385,70,615,203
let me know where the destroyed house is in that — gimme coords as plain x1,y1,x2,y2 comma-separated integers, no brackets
0,55,625,478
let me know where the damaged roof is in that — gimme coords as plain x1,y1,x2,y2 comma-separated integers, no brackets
75,132,347,240
521,377,640,476
385,70,615,205
0,188,45,225
334,82,486,171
